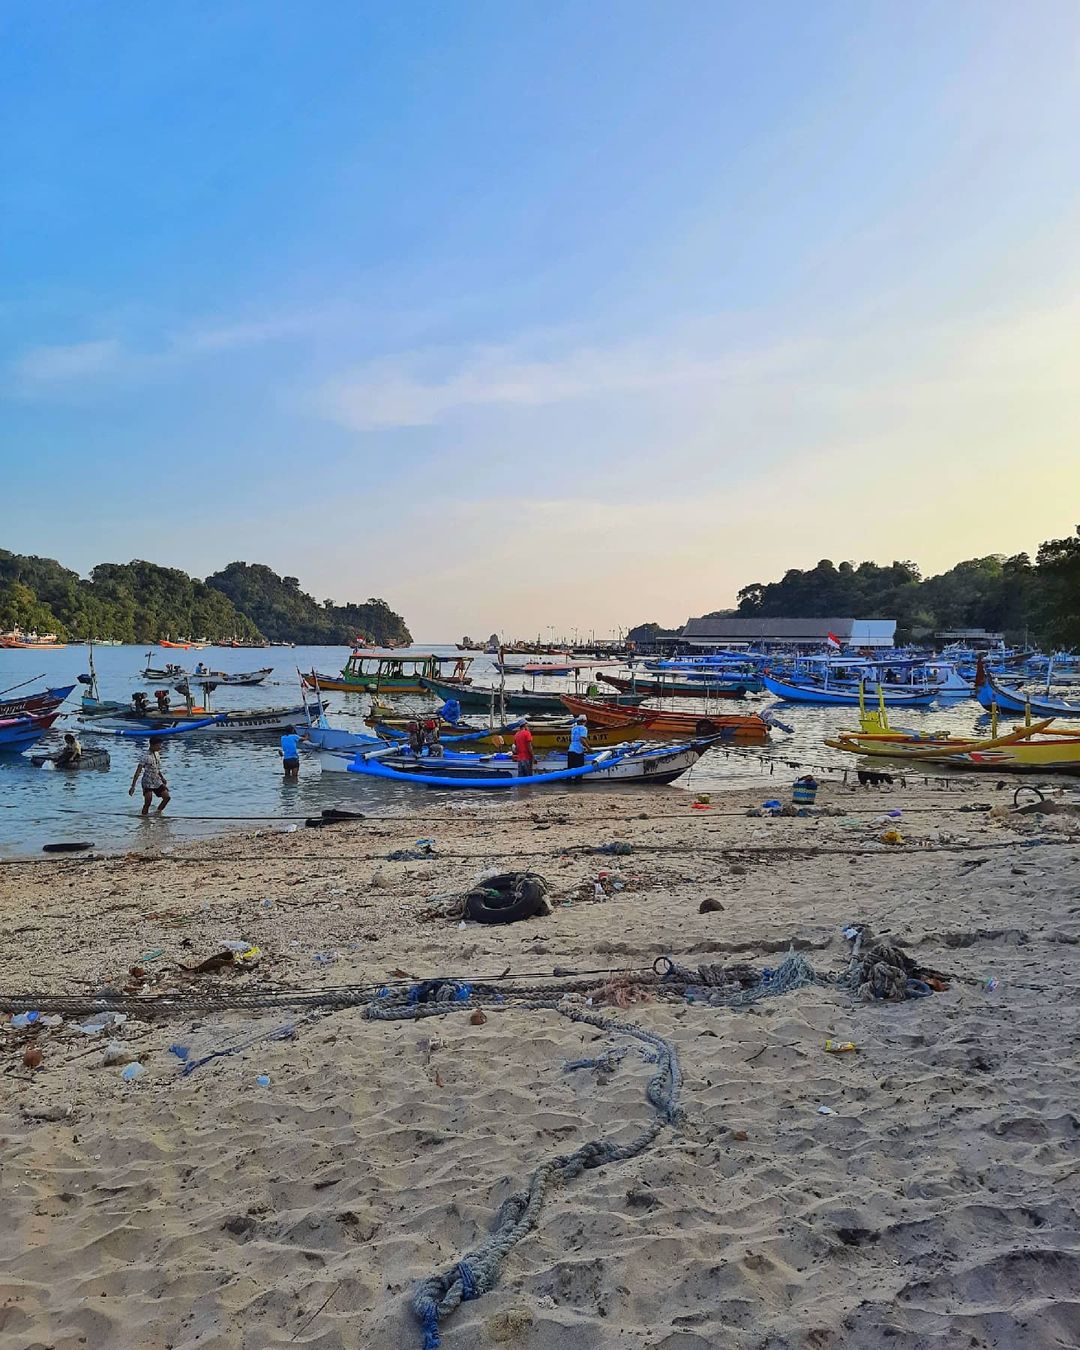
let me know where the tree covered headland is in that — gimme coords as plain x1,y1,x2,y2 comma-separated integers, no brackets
206,563,412,646
636,527,1080,647
0,550,412,646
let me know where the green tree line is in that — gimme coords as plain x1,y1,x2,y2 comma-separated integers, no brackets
634,527,1080,647
0,550,412,646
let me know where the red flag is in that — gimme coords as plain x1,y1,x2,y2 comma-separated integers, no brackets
826,631,841,650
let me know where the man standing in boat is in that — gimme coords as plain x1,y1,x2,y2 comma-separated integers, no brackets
512,721,535,777
567,715,591,773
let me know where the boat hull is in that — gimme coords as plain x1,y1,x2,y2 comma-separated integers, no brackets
600,674,750,699
421,677,646,713
357,719,644,754
0,686,75,719
325,740,705,786
560,694,769,740
0,712,61,751
976,679,1080,718
763,673,938,706
77,702,326,736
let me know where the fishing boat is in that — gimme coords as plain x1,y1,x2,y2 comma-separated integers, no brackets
143,655,188,681
302,653,472,695
0,631,66,649
77,644,131,718
825,717,1080,771
560,694,770,740
974,657,1080,718
189,666,273,686
77,680,327,737
357,716,645,754
79,702,325,737
334,738,707,787
0,684,75,719
599,673,754,700
762,672,938,707
0,712,62,752
492,659,622,677
159,639,196,649
420,676,647,714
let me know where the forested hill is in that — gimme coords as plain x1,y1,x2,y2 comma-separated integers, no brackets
631,528,1080,646
206,563,412,646
0,550,411,646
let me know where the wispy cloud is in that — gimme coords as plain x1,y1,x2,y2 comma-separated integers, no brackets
171,311,325,355
7,308,328,393
12,339,123,383
314,337,809,429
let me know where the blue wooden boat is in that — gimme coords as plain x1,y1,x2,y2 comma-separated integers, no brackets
0,712,60,752
761,672,938,707
975,658,1080,718
342,740,705,788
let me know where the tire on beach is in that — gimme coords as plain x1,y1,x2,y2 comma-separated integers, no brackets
465,872,547,924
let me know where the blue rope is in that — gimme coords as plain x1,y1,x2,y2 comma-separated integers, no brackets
457,1262,478,1299
420,1307,441,1350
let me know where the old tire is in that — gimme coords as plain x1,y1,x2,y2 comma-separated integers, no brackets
465,872,547,924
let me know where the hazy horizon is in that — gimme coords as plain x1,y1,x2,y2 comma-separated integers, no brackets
4,2,1079,635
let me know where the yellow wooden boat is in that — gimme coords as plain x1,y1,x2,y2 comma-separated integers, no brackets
824,705,1080,769
829,688,1080,768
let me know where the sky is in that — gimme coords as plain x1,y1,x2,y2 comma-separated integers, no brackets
2,1,1080,639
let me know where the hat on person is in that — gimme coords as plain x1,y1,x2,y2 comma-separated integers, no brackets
576,714,588,724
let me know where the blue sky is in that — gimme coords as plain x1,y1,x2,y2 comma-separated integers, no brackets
3,1,1079,637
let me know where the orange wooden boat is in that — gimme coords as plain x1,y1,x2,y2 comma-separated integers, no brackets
561,694,769,741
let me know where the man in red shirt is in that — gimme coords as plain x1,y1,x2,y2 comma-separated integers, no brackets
512,722,535,777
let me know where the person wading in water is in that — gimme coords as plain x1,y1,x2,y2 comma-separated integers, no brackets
129,737,170,814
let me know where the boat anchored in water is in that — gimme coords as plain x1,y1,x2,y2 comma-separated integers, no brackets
303,653,473,694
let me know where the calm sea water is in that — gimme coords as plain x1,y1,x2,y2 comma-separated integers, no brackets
0,643,998,857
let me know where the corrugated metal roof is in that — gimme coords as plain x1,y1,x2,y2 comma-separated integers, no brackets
682,617,860,639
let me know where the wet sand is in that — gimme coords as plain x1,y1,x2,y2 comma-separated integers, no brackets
2,780,1079,1349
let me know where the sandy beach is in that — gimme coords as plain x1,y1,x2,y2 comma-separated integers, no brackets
2,779,1079,1350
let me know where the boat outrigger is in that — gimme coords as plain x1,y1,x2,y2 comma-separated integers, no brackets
336,738,708,787
824,690,1080,772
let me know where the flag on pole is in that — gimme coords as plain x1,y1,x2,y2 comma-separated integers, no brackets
826,631,841,651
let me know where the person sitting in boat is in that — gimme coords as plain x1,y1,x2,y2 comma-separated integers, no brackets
452,657,468,682
54,733,82,768
421,716,444,757
884,668,899,684
194,661,209,677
